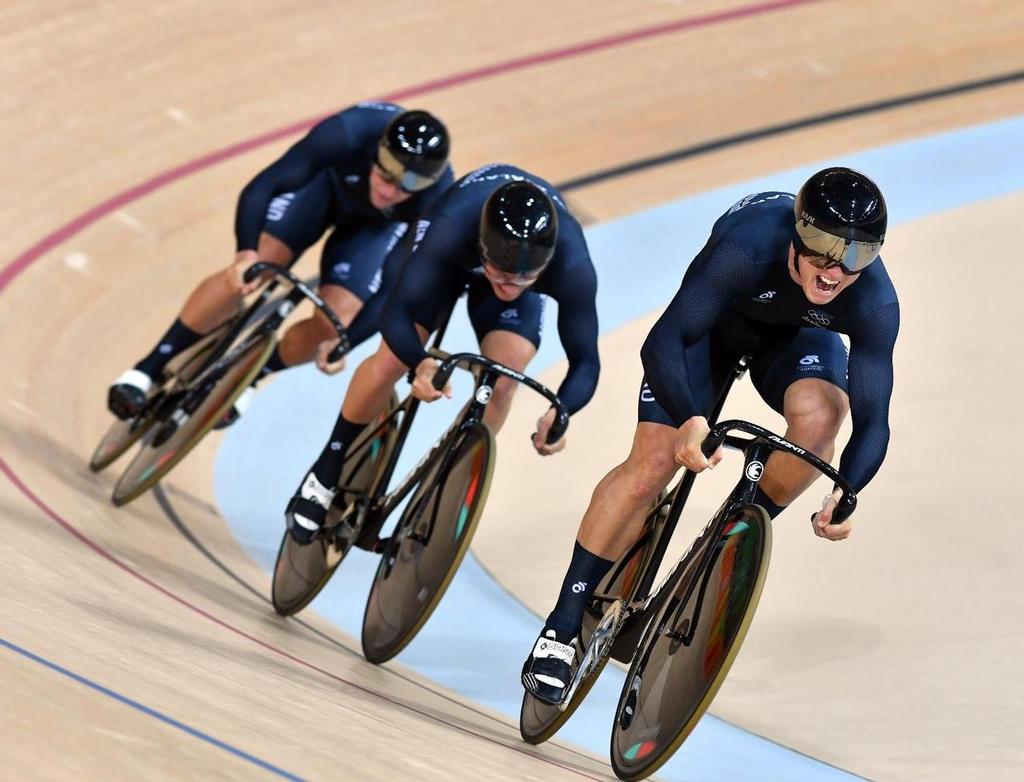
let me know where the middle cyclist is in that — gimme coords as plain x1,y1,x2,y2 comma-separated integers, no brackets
285,163,601,544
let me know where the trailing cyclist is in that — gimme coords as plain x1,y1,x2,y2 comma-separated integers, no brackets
285,163,602,545
107,102,453,423
522,167,899,704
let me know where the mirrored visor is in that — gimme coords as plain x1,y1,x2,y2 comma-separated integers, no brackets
795,220,881,274
377,144,438,193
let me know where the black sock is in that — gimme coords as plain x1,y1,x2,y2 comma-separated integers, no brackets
258,347,289,379
134,318,202,380
753,485,787,520
544,541,614,640
310,413,368,487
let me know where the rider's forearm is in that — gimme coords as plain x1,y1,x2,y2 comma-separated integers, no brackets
640,322,700,425
343,292,387,353
556,355,600,415
837,418,890,492
380,301,429,372
552,293,600,415
234,170,281,251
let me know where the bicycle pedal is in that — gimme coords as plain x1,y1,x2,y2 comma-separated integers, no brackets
561,600,624,708
152,412,186,448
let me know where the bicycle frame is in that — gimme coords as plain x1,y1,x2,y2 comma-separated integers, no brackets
642,422,857,650
171,266,348,417
589,357,752,618
333,348,569,552
593,357,860,657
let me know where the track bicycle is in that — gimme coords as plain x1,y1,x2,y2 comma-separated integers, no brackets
520,358,857,781
272,350,570,664
90,262,348,506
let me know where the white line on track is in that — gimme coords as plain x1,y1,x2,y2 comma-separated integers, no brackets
63,252,90,273
165,106,193,125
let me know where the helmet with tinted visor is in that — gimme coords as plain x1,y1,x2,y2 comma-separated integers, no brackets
376,109,450,193
794,167,887,274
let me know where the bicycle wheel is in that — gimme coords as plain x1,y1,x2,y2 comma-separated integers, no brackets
88,325,231,473
519,599,624,744
520,495,670,745
609,505,772,781
361,422,494,663
110,332,275,506
271,394,401,616
89,414,160,474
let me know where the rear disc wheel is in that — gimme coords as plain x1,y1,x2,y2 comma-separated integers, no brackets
271,396,400,616
110,333,274,506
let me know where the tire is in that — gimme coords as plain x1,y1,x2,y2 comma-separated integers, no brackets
109,332,275,506
519,494,671,745
271,395,401,617
609,505,772,781
361,422,494,664
89,415,160,474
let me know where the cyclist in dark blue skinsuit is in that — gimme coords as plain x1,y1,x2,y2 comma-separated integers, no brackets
522,167,899,706
107,102,453,423
284,164,601,545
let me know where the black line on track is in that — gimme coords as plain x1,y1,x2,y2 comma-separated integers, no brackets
151,485,606,776
149,64,1024,781
557,68,1024,191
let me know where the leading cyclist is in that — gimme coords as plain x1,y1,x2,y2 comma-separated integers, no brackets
522,167,899,704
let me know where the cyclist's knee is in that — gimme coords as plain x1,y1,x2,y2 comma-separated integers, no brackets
256,232,294,265
621,447,677,503
310,309,343,342
318,285,362,327
784,380,848,445
366,342,408,384
490,376,519,408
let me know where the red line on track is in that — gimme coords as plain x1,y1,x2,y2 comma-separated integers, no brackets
1,0,822,772
0,0,821,295
0,456,603,780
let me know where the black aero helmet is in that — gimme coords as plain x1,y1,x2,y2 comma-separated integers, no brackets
479,181,559,276
376,109,450,192
794,167,887,274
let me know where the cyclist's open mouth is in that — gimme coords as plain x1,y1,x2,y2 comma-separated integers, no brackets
814,274,840,294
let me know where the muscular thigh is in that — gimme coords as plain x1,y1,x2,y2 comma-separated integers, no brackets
467,282,546,351
636,309,794,426
750,327,849,414
262,170,337,258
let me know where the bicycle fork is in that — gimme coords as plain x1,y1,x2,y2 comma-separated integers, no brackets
663,438,770,647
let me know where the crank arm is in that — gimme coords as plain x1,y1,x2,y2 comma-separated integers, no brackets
559,599,624,711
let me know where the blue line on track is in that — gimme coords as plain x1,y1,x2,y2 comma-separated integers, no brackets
1,637,306,782
215,114,1024,781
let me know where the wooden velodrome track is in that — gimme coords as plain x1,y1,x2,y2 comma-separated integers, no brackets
3,1,1023,780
